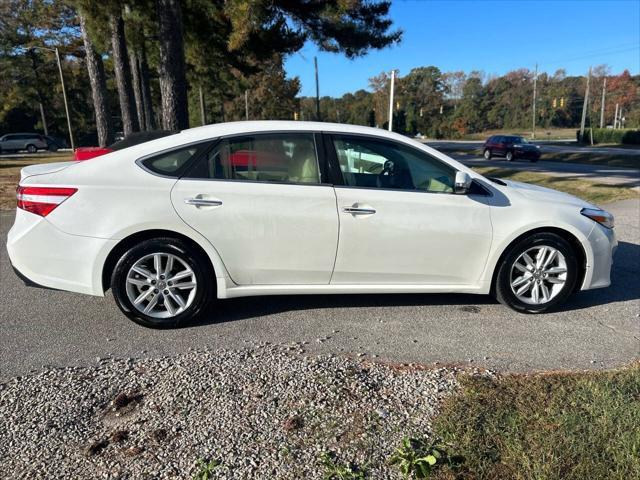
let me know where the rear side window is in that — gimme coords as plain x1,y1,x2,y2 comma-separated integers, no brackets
140,144,201,176
186,133,320,184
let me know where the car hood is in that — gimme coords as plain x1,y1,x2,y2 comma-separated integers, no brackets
500,179,595,208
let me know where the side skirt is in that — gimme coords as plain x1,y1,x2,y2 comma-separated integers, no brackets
219,283,489,299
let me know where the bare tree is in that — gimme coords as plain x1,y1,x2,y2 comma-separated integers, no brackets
156,0,188,130
129,50,146,130
109,11,139,135
139,45,156,130
79,12,113,146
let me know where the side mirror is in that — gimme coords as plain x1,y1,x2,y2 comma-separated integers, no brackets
454,171,472,194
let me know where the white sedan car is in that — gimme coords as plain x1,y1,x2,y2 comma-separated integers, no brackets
7,121,616,328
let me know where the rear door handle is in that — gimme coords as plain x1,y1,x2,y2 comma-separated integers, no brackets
342,206,376,215
184,198,223,207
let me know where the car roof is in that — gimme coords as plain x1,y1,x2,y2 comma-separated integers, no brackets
180,121,402,142
127,121,422,158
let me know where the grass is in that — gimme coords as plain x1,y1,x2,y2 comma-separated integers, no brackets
431,364,640,480
541,150,640,168
472,167,638,205
0,153,72,209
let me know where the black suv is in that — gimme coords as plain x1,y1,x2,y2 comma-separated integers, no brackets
483,135,541,162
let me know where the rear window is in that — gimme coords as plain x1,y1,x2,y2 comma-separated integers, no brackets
140,144,204,177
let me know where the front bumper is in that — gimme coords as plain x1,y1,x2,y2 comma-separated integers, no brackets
514,148,541,160
581,223,617,290
7,209,117,296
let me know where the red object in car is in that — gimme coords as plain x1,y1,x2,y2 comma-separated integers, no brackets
73,147,113,161
227,150,284,168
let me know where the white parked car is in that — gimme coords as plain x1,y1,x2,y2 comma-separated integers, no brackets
7,121,616,327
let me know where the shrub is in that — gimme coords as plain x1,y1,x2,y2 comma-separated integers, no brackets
576,128,640,145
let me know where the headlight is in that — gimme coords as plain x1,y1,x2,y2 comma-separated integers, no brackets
581,207,614,229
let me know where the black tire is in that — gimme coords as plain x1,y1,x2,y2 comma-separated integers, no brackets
26,144,37,153
505,150,514,161
111,237,214,328
48,144,58,152
494,232,578,313
483,149,492,160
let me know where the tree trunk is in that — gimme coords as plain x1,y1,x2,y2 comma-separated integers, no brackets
26,51,49,136
109,12,139,136
129,50,146,130
156,0,189,130
79,13,113,147
139,45,156,130
38,102,48,136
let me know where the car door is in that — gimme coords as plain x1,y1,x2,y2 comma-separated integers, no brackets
3,134,18,150
327,134,492,286
171,132,339,285
492,136,505,156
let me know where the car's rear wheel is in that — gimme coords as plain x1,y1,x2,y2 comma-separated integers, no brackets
494,232,578,313
483,149,491,159
48,144,58,152
505,151,514,161
26,144,37,153
111,238,213,328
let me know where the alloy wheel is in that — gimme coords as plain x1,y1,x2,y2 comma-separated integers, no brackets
509,245,567,305
125,252,197,318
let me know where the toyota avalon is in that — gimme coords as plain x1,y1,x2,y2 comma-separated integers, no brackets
7,122,616,327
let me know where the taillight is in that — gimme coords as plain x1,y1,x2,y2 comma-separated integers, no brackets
16,186,77,217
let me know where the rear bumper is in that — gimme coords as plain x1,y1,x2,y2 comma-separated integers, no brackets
7,209,116,296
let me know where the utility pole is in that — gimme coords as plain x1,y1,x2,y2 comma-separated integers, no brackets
531,63,538,139
579,67,591,143
54,47,74,150
198,86,206,126
599,77,606,128
314,56,320,121
244,90,249,121
613,103,619,129
388,69,396,132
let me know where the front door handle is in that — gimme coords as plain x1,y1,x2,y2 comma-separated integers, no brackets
342,206,376,215
184,198,223,207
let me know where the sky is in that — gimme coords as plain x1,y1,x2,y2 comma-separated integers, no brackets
284,0,640,98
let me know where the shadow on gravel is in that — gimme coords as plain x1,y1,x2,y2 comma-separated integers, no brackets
190,241,639,326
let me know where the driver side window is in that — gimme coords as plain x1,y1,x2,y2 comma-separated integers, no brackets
332,136,455,193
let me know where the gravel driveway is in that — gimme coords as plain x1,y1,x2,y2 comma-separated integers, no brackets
0,346,474,479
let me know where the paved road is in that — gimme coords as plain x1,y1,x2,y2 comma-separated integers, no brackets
1,201,639,380
425,141,640,188
426,139,640,156
455,155,640,188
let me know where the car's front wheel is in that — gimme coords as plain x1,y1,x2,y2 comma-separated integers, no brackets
26,144,37,153
111,237,213,328
505,150,514,161
483,148,492,159
494,232,578,313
